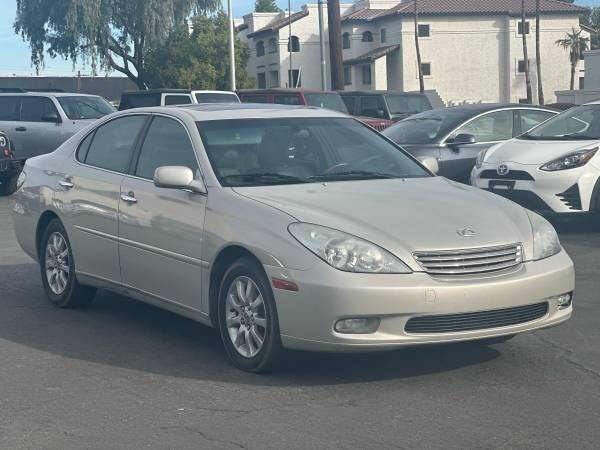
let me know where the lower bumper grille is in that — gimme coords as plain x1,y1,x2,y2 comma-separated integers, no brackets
556,184,582,210
405,302,549,334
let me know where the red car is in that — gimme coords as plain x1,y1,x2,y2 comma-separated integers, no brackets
237,89,392,131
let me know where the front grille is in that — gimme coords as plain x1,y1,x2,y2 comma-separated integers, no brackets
556,184,582,210
480,169,535,181
413,243,522,275
405,302,549,334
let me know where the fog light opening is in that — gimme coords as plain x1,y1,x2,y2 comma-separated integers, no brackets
334,317,380,334
556,292,572,309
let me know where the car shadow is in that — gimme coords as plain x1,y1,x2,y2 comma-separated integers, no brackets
550,215,599,235
0,263,501,386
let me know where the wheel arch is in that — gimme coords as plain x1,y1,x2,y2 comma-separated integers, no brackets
590,175,600,212
36,210,61,260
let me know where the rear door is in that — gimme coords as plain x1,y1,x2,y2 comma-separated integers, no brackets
118,114,206,309
440,109,513,183
17,96,65,158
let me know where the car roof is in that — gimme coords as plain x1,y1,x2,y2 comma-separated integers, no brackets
340,90,437,96
427,103,557,114
0,92,102,98
122,89,191,95
118,103,348,121
192,90,237,95
237,89,338,94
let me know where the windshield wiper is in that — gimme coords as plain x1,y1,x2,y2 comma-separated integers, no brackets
223,173,308,185
309,171,398,181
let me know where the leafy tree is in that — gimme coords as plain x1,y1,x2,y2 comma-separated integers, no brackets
555,28,589,90
14,0,220,89
144,14,254,90
581,7,600,50
255,0,280,13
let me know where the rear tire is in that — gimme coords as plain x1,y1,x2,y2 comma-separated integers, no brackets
40,219,96,308
218,257,286,372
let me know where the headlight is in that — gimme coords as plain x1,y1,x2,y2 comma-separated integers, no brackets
288,223,412,273
527,211,561,260
475,148,488,169
540,147,598,171
16,171,26,191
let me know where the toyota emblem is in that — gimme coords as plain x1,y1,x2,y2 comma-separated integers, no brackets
497,164,509,176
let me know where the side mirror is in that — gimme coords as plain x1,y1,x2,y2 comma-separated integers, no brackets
448,133,476,147
42,112,61,123
419,157,439,175
153,166,206,194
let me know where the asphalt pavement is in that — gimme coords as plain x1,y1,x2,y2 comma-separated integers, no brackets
0,196,599,449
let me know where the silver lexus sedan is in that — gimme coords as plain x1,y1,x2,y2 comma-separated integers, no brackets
12,104,574,372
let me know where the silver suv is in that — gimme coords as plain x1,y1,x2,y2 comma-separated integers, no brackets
0,93,115,159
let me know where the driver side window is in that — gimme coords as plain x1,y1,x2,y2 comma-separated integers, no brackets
453,110,513,142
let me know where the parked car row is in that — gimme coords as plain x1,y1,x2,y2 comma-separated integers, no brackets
12,103,574,372
118,89,240,110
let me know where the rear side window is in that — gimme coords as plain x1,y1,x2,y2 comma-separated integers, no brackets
76,131,95,162
135,116,198,180
240,95,269,103
0,96,20,121
519,110,555,133
84,115,147,173
164,95,192,106
20,97,59,122
274,95,301,105
119,93,161,110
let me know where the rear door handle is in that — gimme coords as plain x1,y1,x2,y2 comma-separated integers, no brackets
15,126,26,132
120,192,137,204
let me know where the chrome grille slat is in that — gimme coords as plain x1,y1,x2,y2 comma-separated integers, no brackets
414,244,522,276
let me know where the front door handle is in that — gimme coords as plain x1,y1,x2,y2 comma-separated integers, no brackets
59,180,74,189
120,192,137,204
15,126,26,132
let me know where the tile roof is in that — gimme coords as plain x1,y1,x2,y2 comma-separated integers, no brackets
247,10,310,38
343,44,400,65
379,0,585,19
341,8,387,22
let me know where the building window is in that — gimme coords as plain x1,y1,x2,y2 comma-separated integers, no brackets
518,21,530,35
256,41,265,57
343,32,351,49
257,72,266,88
418,24,430,37
288,36,300,52
344,66,352,85
269,70,279,88
579,76,585,90
362,65,371,85
380,28,387,43
517,59,529,73
362,31,373,42
268,37,277,54
288,69,301,88
421,62,431,77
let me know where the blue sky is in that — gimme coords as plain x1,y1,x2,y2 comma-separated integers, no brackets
0,0,596,77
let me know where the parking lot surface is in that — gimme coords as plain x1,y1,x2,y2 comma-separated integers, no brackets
1,196,599,449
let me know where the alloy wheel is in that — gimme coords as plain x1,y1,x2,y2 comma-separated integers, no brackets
45,232,70,295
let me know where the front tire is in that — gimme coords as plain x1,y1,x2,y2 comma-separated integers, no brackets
40,219,96,308
218,257,286,372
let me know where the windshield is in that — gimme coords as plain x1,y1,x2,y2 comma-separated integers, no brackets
57,96,115,120
382,109,471,144
197,117,430,187
304,93,349,114
195,92,240,103
385,94,431,116
520,104,600,140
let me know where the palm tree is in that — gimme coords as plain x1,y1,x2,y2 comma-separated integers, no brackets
521,0,532,103
535,0,544,104
414,0,424,93
556,28,590,90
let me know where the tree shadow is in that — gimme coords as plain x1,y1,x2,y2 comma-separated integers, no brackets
1,263,501,386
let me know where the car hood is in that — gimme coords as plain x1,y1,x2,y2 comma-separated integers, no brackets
233,177,534,266
486,138,600,165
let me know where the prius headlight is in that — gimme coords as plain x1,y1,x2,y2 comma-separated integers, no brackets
540,147,598,171
288,223,412,273
527,211,561,260
475,148,488,169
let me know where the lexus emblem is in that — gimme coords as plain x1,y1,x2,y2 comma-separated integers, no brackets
457,228,477,237
497,164,509,176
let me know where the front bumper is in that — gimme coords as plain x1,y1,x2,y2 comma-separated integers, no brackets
470,162,598,214
264,250,574,352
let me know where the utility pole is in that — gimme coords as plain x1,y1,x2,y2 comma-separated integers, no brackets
318,0,327,90
227,0,236,90
288,0,293,87
327,0,344,91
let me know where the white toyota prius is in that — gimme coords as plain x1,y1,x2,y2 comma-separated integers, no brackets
471,101,600,216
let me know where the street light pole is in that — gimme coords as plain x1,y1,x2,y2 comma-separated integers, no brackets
227,0,236,91
318,0,327,90
288,0,292,87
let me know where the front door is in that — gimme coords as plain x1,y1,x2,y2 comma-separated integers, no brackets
440,109,514,183
118,115,206,310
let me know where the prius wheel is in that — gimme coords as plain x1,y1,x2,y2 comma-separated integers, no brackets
40,219,96,308
218,257,285,372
